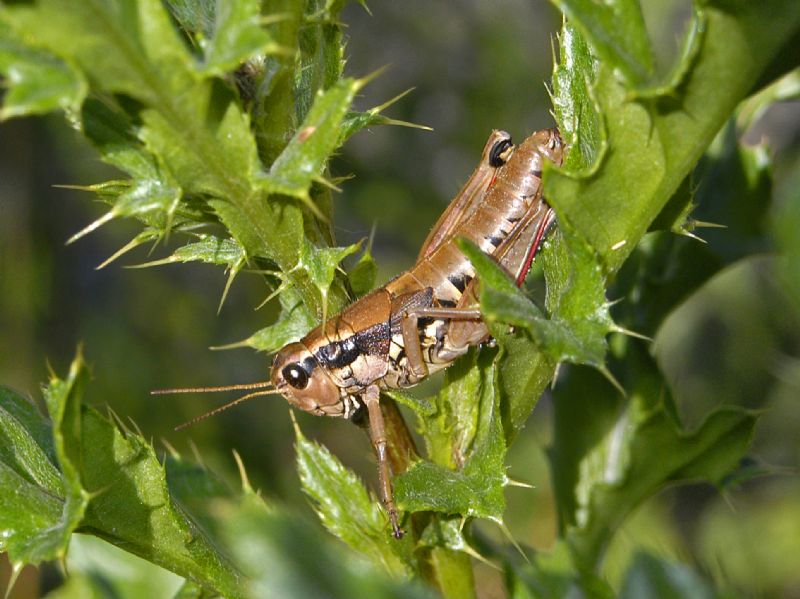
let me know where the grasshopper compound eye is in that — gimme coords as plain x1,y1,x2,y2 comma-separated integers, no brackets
282,364,309,389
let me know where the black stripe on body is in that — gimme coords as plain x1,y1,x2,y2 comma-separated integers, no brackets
448,273,470,293
485,233,503,248
316,320,393,371
316,336,360,369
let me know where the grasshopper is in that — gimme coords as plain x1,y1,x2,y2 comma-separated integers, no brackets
156,128,564,538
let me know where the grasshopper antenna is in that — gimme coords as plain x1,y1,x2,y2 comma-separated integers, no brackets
173,389,283,431
151,381,273,395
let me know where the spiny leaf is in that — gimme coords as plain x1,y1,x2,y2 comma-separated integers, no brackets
417,348,485,471
258,76,369,204
0,352,246,596
458,237,616,372
0,397,62,496
222,298,315,353
348,243,379,297
395,351,507,523
130,235,245,269
293,417,415,576
547,322,760,573
546,1,800,273
554,0,654,85
0,20,86,119
550,20,603,173
219,495,431,599
296,238,361,315
199,0,280,77
338,88,432,144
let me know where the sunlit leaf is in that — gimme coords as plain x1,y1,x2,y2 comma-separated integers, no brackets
293,418,415,576
199,0,279,76
0,21,86,119
396,351,507,523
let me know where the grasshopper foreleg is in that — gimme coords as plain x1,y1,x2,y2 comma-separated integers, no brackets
365,384,404,539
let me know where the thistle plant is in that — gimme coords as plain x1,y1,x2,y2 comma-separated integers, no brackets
1,1,798,597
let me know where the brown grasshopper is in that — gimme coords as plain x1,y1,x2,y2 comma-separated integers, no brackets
156,128,564,538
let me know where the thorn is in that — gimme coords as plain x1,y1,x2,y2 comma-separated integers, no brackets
126,415,144,437
161,438,180,459
209,338,252,351
96,233,152,269
188,440,206,468
504,477,535,489
313,175,342,193
690,219,727,229
289,409,303,438
495,519,529,564
255,282,288,311
675,228,708,244
606,296,625,308
598,365,626,396
66,210,116,244
355,64,390,91
218,257,244,315
5,562,22,599
551,362,562,389
612,325,651,342
232,449,253,493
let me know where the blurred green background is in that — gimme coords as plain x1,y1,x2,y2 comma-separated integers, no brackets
1,0,799,596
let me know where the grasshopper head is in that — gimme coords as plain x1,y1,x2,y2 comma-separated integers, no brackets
270,342,345,417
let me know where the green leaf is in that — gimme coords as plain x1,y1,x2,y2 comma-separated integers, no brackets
458,237,615,374
47,534,184,599
297,238,361,315
550,20,602,172
554,362,758,571
0,392,61,495
293,418,415,576
199,0,279,77
77,409,244,597
0,352,246,596
218,495,433,599
419,349,483,470
338,88,431,145
130,235,246,269
0,20,86,119
0,353,90,565
506,541,607,599
396,350,507,523
2,0,360,320
555,0,654,85
493,327,555,441
232,307,312,353
546,2,800,274
293,1,347,124
348,245,379,297
259,76,368,206
620,552,716,599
